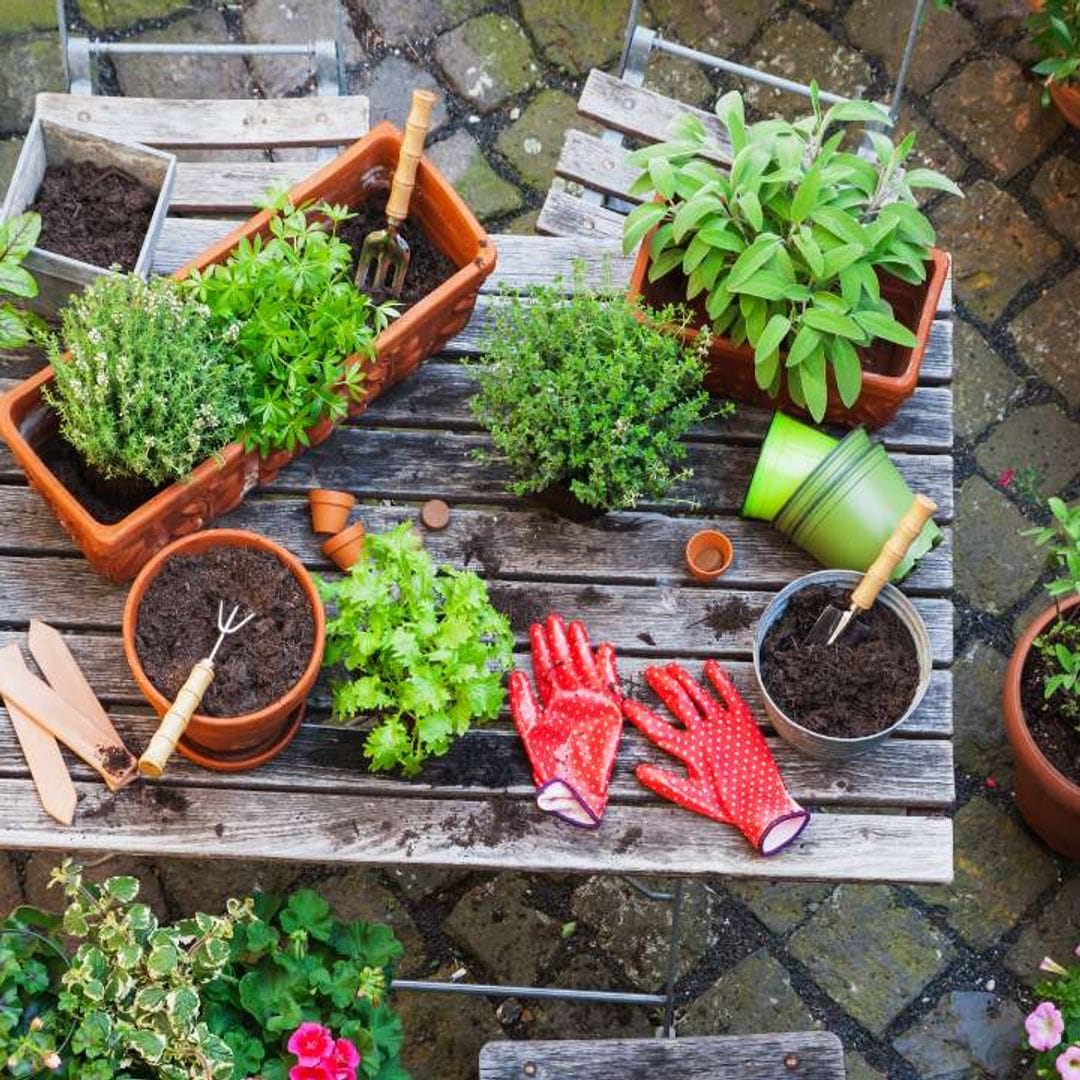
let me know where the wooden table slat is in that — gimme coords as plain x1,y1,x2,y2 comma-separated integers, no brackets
169,160,319,212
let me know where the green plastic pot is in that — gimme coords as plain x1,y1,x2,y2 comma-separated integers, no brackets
741,412,838,522
775,432,941,581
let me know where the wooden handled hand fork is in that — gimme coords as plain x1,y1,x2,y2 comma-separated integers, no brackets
138,601,255,778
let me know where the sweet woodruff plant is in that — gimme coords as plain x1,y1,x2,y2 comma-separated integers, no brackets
623,84,961,421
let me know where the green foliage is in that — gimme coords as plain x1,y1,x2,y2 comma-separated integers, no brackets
203,889,408,1080
469,274,719,510
43,273,247,488
319,524,514,776
186,196,396,457
0,212,40,350
1029,0,1080,94
624,84,961,422
1028,956,1080,1076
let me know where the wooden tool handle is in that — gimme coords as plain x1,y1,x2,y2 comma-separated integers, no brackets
851,494,938,612
385,89,437,226
138,659,214,778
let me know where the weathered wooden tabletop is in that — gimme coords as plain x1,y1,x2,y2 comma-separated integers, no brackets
0,88,954,884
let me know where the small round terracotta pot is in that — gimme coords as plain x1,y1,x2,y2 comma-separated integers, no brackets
1003,595,1080,859
685,529,734,582
1050,81,1080,129
323,521,366,571
309,489,355,535
123,529,325,767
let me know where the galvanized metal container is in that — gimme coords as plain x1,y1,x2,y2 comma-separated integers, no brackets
752,569,932,761
1,116,176,317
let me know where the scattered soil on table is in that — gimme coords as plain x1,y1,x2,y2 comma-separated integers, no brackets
445,798,534,848
30,161,157,271
1020,614,1080,784
462,520,501,577
37,430,166,524
136,546,315,717
97,745,135,778
488,585,552,634
338,193,458,311
697,596,752,638
615,825,642,853
759,585,919,739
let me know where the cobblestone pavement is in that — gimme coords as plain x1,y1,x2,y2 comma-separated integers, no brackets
2,1,1079,1077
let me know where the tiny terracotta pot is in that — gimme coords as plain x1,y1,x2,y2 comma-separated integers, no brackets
123,529,325,769
1050,81,1080,128
323,521,366,571
685,530,734,582
1003,595,1080,859
309,489,356,535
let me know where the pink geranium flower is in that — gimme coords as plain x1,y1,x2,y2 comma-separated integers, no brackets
289,1066,334,1080
288,1023,335,1067
329,1038,361,1080
1057,1046,1080,1078
1027,1002,1065,1052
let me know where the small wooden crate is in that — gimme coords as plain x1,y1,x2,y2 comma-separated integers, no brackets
0,117,176,317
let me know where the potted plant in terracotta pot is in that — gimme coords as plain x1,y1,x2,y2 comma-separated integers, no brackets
1004,497,1080,859
622,83,958,428
469,272,724,522
123,528,325,772
1029,0,1080,127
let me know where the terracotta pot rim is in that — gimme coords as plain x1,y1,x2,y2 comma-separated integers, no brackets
685,529,734,580
122,528,325,730
1003,595,1080,798
322,520,366,555
309,489,355,507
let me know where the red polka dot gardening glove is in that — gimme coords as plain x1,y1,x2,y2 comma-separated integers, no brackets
509,614,624,828
622,660,810,856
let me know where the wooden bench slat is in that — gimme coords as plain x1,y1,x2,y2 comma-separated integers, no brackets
170,160,318,213
34,92,370,149
0,626,953,736
479,1033,846,1080
0,778,955,882
0,708,955,807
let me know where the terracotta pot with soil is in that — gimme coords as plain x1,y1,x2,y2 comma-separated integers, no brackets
0,122,494,581
1003,595,1080,859
753,570,932,760
629,240,949,430
123,529,325,771
0,118,174,317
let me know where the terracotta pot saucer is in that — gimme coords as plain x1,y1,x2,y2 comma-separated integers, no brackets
177,703,306,773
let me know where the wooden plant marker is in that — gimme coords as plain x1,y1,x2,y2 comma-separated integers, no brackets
0,645,76,825
0,647,137,792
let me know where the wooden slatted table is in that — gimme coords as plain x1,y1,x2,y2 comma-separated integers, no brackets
0,87,954,891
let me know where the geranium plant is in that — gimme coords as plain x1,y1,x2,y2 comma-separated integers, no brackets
319,523,514,776
1030,0,1080,100
0,211,40,349
1022,949,1080,1076
622,83,961,421
470,272,721,512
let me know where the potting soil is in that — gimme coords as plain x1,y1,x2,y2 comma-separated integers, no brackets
759,584,919,738
136,547,315,717
30,161,157,271
1019,614,1080,784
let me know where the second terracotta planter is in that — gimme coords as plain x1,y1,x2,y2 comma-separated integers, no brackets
123,529,325,770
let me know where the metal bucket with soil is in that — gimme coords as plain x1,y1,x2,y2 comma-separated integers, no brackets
753,570,931,760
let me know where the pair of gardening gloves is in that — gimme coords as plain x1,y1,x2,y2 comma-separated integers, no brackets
509,614,810,856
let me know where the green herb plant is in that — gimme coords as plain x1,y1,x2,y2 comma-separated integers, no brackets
0,212,40,349
44,273,247,489
623,84,961,421
203,889,408,1080
470,273,719,511
319,523,514,776
186,196,396,457
1029,0,1080,100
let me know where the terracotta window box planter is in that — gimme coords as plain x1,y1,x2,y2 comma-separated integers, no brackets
628,238,949,430
1003,595,1080,859
0,121,495,582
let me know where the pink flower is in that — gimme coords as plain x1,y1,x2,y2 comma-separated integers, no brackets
1075,944,1080,959
1042,957,1070,976
287,1023,335,1067
1027,1002,1065,1052
998,468,1015,488
289,1067,333,1080
1057,1046,1080,1077
329,1038,361,1080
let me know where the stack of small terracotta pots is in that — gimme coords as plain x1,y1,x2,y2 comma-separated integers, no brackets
309,490,364,570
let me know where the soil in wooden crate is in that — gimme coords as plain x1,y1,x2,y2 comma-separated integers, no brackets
759,584,919,738
30,161,157,271
338,194,458,311
136,546,315,717
1019,612,1080,784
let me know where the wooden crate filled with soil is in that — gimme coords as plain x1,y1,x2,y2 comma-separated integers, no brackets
1,117,175,317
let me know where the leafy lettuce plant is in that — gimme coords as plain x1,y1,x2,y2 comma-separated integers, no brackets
186,196,396,457
0,212,40,349
203,890,407,1080
1029,0,1080,98
319,523,514,776
623,83,961,421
